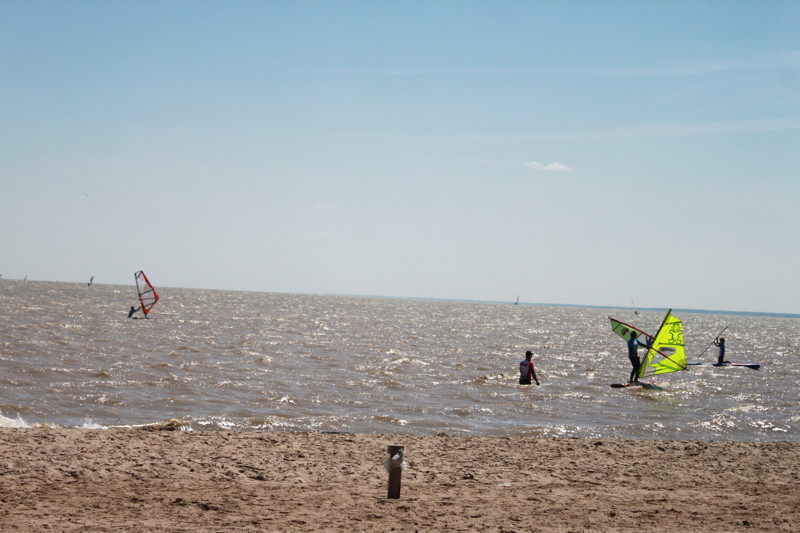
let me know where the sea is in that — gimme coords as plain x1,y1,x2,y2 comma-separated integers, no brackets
1,280,798,441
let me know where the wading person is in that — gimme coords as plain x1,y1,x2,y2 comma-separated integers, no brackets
519,350,540,386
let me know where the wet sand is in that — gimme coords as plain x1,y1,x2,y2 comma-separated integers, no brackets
1,426,798,532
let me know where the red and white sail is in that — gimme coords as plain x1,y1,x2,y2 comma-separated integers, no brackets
134,270,159,315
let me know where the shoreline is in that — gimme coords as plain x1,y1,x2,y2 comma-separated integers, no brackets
1,428,798,532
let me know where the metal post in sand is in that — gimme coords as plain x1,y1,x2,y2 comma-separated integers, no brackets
386,444,404,499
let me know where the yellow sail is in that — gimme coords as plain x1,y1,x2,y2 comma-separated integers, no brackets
638,309,687,377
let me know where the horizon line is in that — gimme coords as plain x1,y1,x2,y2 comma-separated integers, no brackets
3,278,797,319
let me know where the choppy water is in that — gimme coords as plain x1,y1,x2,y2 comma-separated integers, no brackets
1,280,797,441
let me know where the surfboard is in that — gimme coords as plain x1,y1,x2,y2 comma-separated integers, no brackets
610,382,664,390
687,362,760,370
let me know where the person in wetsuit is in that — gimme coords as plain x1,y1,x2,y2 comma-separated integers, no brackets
714,337,726,365
627,332,648,383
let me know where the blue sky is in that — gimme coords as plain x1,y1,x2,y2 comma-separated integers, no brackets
2,1,798,314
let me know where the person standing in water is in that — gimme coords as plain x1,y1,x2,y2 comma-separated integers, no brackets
714,337,727,364
626,332,650,383
519,351,540,385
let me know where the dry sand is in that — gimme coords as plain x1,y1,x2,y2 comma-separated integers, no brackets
1,426,798,532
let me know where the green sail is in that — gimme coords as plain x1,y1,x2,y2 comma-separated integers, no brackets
609,317,651,342
638,309,687,377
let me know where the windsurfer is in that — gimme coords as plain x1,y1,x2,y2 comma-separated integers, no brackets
128,306,140,318
518,351,540,386
626,333,649,383
714,337,726,365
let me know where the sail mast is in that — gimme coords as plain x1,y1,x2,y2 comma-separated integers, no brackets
638,309,669,379
638,309,687,378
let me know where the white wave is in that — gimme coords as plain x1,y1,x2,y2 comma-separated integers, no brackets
80,419,105,429
0,413,30,428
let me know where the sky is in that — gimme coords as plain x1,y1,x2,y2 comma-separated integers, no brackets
1,1,798,314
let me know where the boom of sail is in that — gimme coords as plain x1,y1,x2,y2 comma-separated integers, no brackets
609,316,650,342
134,270,159,316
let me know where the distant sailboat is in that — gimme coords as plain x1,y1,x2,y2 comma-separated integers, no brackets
515,295,519,305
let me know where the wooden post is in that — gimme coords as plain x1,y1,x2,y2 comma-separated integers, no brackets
386,444,404,499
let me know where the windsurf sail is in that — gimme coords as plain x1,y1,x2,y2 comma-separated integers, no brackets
88,276,94,287
609,317,651,343
637,309,687,378
134,270,159,315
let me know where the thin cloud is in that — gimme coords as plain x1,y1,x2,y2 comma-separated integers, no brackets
566,118,800,141
304,50,800,78
524,161,573,172
344,117,800,143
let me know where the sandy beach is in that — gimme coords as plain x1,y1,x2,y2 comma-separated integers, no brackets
0,426,797,532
